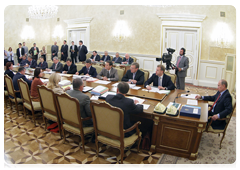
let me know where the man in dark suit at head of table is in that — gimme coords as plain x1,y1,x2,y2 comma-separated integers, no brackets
106,82,143,137
195,79,233,130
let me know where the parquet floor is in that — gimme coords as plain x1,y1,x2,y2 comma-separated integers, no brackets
4,84,223,164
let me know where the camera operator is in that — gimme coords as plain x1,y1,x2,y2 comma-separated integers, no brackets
172,48,189,90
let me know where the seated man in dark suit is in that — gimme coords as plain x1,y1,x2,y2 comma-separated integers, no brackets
62,58,77,74
100,51,111,62
96,60,119,81
195,79,232,129
12,66,32,98
37,56,48,70
112,52,122,64
27,55,37,68
144,65,175,90
75,59,97,77
106,82,143,137
47,57,63,72
17,55,29,67
66,78,93,127
122,53,134,65
90,50,101,62
122,62,144,85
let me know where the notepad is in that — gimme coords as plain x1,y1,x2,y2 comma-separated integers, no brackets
127,96,145,104
40,78,49,83
187,99,198,106
83,86,93,92
90,96,99,100
58,80,71,87
181,94,199,99
95,80,111,85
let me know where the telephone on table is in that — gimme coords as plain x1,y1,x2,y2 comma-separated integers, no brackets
154,102,167,114
166,105,178,116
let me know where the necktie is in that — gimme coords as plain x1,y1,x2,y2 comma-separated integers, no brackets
80,46,82,51
210,93,221,112
55,63,57,69
158,77,162,86
107,71,110,78
41,63,42,67
87,68,89,73
177,56,182,67
133,73,135,80
115,57,118,62
68,66,70,71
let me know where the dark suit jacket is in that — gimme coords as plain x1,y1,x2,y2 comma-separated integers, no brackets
101,55,111,61
112,57,122,64
29,47,39,56
203,89,232,129
63,63,77,74
61,44,68,60
37,61,48,70
122,57,134,64
29,59,37,68
4,69,14,79
78,45,88,61
144,73,175,90
78,66,97,77
90,54,101,62
122,69,144,85
19,59,29,66
50,62,63,72
51,45,59,59
16,47,25,62
12,72,32,98
106,94,143,137
70,45,78,57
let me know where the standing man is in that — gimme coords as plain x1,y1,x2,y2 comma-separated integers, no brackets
61,40,68,62
174,48,189,90
22,42,28,58
195,79,232,130
16,43,25,64
30,43,39,61
51,41,59,60
70,41,78,64
78,40,88,62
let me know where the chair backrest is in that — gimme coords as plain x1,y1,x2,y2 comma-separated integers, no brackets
92,65,104,74
86,53,92,60
76,63,84,72
119,56,124,60
90,101,124,139
131,56,137,62
165,71,177,84
55,93,84,129
48,60,53,68
115,67,125,81
37,85,58,117
109,55,113,61
226,93,236,124
139,69,150,83
4,75,15,97
17,78,32,106
37,60,41,65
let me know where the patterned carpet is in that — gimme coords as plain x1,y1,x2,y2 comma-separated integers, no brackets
4,105,161,164
157,117,236,164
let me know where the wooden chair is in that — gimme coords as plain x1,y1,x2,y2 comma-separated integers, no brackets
86,53,92,60
165,71,177,84
17,78,42,125
92,65,104,75
37,85,62,137
115,67,125,81
4,82,9,108
90,101,142,164
204,93,236,149
131,56,137,62
48,60,53,68
4,75,22,115
55,93,94,153
109,55,113,61
139,68,150,83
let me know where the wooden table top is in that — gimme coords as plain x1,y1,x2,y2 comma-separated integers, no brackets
11,67,208,123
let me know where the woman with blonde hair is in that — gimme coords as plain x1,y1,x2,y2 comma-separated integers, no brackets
40,46,47,61
46,73,70,94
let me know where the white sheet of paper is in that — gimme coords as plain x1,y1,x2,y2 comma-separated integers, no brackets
95,80,111,85
181,94,199,99
141,104,150,110
132,86,141,90
90,96,99,100
40,78,49,83
193,108,198,114
112,82,119,87
157,90,170,94
127,96,145,104
83,86,93,92
187,99,198,105
101,92,117,98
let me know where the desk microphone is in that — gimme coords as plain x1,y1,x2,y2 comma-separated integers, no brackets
173,90,190,103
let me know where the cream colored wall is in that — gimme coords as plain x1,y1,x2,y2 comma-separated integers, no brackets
4,5,236,61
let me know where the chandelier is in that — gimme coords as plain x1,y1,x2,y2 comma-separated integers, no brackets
112,20,131,42
28,5,58,20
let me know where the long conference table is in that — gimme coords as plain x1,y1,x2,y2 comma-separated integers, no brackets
12,67,208,160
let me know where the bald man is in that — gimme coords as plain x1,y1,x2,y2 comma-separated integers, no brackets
122,53,134,65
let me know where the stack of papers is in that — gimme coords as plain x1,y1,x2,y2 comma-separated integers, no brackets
186,99,198,105
91,85,109,95
62,85,73,90
83,86,93,92
43,70,55,74
112,82,119,87
59,74,72,77
40,78,49,83
132,86,141,90
101,91,116,98
90,96,99,100
86,77,98,82
58,80,71,87
25,75,33,79
95,80,111,85
157,90,170,94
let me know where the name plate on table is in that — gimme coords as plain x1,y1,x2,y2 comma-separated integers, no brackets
180,105,201,118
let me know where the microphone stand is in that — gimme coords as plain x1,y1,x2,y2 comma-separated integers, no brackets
173,90,190,103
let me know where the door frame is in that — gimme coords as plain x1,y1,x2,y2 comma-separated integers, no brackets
157,14,206,85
